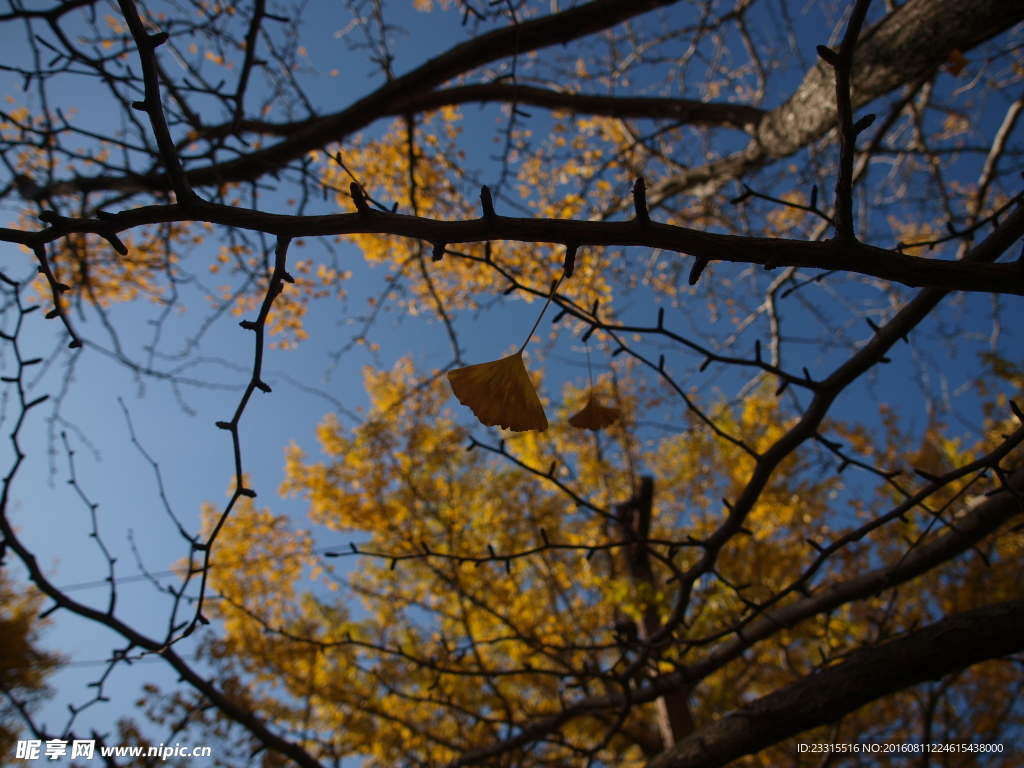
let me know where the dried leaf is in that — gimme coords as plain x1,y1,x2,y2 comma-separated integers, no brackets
568,393,621,431
944,49,968,77
447,353,548,432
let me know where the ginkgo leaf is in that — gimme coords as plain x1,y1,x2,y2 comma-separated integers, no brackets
447,352,548,432
568,393,621,431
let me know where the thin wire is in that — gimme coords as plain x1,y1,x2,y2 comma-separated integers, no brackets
54,544,343,593
517,276,563,354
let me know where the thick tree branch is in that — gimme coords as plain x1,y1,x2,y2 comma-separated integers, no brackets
648,599,1024,768
2,1,1021,761
4,196,1023,295
35,0,684,198
646,184,1024,689
618,477,694,748
374,84,764,129
28,0,1021,205
679,462,1024,687
649,0,1024,202
188,86,764,145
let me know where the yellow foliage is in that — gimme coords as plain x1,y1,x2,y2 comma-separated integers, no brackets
269,357,657,761
320,112,614,320
888,214,942,254
765,192,807,235
0,571,61,754
4,33,1021,762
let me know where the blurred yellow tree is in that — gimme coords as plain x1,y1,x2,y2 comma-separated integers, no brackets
0,570,60,755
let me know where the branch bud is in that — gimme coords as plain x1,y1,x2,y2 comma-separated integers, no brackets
816,45,840,66
480,185,496,219
688,257,709,285
632,177,650,224
853,113,876,134
350,182,370,214
562,243,578,278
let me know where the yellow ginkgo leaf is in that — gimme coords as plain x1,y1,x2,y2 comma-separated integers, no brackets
568,393,621,431
448,276,562,432
447,352,548,432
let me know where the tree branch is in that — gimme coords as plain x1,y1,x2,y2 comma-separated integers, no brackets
382,84,765,128
36,0,685,198
817,0,873,241
648,599,1024,768
4,195,1023,295
648,0,1024,202
116,0,198,204
443,464,1024,768
173,87,765,146
0,514,327,768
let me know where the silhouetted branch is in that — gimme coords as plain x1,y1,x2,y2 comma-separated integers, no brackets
5,194,1023,295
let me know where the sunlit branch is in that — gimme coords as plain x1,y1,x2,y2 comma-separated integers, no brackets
646,0,1024,204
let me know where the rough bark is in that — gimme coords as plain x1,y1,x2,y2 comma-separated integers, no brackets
649,0,1024,201
647,599,1024,768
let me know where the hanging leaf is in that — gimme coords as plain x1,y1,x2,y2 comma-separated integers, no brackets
568,393,621,431
447,353,548,432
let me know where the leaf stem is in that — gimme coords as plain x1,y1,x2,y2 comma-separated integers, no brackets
518,277,562,354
